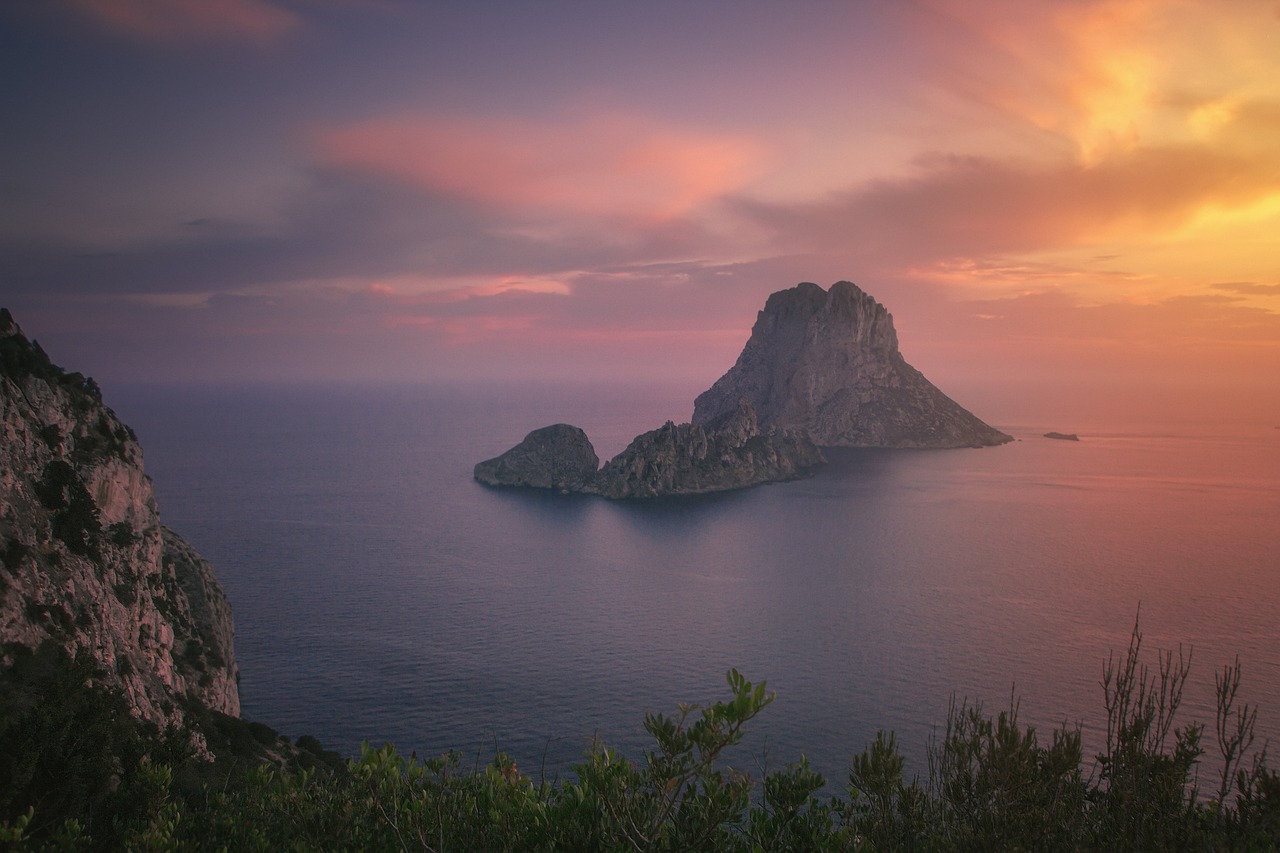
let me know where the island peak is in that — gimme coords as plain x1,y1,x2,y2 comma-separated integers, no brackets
693,281,1009,448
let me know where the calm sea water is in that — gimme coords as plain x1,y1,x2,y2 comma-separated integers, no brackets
109,382,1280,789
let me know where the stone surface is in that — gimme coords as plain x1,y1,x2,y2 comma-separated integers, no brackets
589,398,824,499
693,281,1011,448
473,424,600,492
0,308,239,727
474,399,823,499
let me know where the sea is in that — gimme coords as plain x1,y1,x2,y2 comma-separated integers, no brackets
108,381,1280,791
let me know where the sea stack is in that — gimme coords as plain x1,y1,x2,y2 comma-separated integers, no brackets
473,398,823,499
693,281,1011,448
473,424,599,493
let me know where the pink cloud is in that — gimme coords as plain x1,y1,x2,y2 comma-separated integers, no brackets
67,0,298,44
314,113,768,224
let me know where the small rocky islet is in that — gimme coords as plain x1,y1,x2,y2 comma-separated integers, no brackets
475,280,1010,499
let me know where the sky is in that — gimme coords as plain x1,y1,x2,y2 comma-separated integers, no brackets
3,0,1279,427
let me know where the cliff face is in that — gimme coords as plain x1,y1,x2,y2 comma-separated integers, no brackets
474,399,823,498
0,309,239,727
693,281,1011,448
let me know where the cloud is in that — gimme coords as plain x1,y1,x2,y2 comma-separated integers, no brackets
1211,282,1280,296
893,284,1280,424
736,95,1280,283
64,0,298,44
0,160,747,319
839,1,1280,288
314,112,768,225
917,0,1280,160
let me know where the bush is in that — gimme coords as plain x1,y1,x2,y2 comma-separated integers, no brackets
3,627,1280,850
36,460,101,558
108,522,137,549
0,643,174,848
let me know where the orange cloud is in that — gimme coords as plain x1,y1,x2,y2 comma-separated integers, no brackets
359,274,571,304
315,113,768,224
66,0,297,44
763,118,1277,249
916,1,1280,162
748,88,1280,313
863,1,1280,318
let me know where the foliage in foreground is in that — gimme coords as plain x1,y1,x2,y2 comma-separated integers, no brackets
3,623,1280,851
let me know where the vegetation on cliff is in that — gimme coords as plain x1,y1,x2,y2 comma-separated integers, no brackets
3,623,1278,851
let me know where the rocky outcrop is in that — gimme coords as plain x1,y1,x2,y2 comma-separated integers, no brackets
0,308,239,728
1044,432,1080,441
591,398,824,499
473,398,823,499
473,424,599,492
693,281,1011,448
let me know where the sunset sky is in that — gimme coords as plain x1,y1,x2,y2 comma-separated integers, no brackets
3,0,1278,426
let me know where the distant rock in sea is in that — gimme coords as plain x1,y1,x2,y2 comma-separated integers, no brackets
474,398,823,499
693,281,1011,448
477,278,1007,497
1044,432,1080,441
473,424,599,492
591,397,824,499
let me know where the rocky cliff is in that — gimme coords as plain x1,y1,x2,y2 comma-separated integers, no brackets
0,308,239,728
474,398,823,498
693,281,1011,448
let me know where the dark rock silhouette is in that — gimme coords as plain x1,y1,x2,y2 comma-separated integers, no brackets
473,398,822,499
693,281,1011,448
1044,432,1080,441
590,398,823,499
473,424,599,492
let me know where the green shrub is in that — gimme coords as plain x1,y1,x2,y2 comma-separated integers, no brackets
35,461,101,558
3,625,1280,850
107,522,137,549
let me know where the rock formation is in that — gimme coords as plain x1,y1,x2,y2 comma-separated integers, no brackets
693,281,1011,448
1,308,239,728
1044,432,1080,441
474,398,823,498
473,424,600,492
591,398,824,499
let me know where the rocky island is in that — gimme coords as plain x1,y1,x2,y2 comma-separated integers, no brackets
476,279,1008,498
475,397,823,498
1044,432,1080,441
694,281,1011,448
